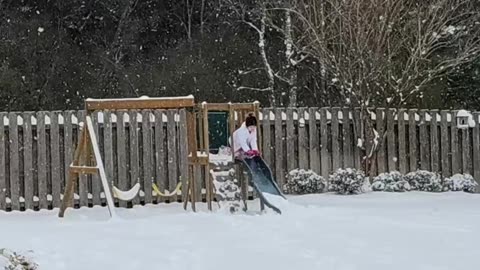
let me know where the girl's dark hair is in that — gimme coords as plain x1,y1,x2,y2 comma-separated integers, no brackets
245,113,257,127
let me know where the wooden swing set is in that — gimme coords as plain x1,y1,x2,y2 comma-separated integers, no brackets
58,95,260,218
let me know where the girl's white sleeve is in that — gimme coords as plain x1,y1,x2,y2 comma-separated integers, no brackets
250,132,258,151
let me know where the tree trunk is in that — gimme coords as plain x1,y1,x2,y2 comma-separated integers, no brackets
284,10,298,107
259,6,276,106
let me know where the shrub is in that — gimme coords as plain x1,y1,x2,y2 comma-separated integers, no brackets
404,170,443,192
329,168,370,195
0,249,38,270
444,174,478,193
372,171,411,192
283,169,327,194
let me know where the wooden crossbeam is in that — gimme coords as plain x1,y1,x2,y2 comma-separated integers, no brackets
202,103,257,111
70,166,98,174
85,96,195,111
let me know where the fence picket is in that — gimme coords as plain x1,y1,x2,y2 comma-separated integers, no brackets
387,109,396,172
286,108,295,173
408,110,417,172
420,110,431,171
103,111,115,204
440,111,450,177
91,112,101,206
50,111,62,208
376,108,386,174
8,113,20,210
353,108,362,170
154,110,167,203
0,113,6,210
430,110,440,173
116,111,128,207
473,112,480,188
398,109,407,174
451,111,460,174
178,110,189,202
23,112,34,210
274,108,284,186
76,111,88,207
309,108,320,173
462,122,470,174
320,108,330,178
167,110,178,202
332,108,340,171
298,108,308,169
142,110,153,204
129,111,140,205
342,108,352,169
262,108,272,166
63,111,74,206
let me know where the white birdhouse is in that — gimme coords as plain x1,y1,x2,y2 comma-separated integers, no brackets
456,110,471,129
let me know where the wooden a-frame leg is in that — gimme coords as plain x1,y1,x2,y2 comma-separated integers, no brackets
59,126,87,217
183,165,193,211
191,166,197,212
86,116,116,218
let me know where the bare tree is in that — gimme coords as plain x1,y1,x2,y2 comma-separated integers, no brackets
292,0,480,176
225,1,277,106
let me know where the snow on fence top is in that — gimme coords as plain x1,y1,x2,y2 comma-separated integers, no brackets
1,108,478,126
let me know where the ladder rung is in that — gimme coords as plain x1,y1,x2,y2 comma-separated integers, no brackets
70,166,99,174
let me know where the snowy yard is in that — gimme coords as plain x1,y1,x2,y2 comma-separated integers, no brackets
1,192,480,270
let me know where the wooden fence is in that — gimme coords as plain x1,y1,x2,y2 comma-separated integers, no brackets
1,107,479,211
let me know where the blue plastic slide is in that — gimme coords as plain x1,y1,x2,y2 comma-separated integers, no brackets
240,156,287,214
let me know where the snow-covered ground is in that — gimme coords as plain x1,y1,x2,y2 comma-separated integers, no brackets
1,192,480,270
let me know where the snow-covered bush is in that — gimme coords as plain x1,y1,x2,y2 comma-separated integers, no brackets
444,174,478,193
0,249,37,270
283,169,327,194
329,168,370,195
404,170,443,192
372,171,411,192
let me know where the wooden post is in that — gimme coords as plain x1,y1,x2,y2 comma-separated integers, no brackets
202,104,212,210
229,104,235,163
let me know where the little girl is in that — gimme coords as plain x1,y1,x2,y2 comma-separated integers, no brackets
232,113,260,160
